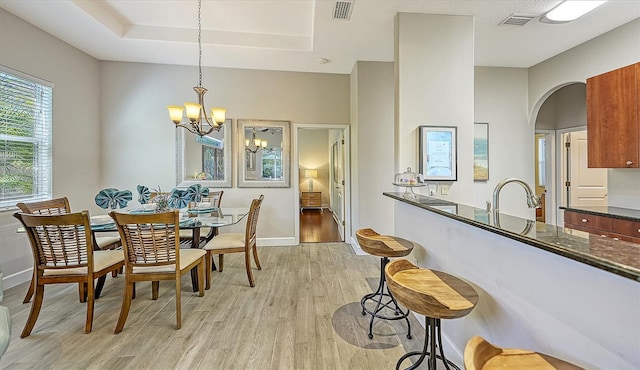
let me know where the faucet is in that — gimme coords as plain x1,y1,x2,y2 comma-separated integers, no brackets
492,178,540,213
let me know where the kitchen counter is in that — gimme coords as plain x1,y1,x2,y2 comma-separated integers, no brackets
384,192,640,282
559,205,640,222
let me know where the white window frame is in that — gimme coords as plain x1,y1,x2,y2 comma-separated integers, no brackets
0,65,53,210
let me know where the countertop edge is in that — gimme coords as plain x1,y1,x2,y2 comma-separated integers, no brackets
559,206,640,222
384,192,640,282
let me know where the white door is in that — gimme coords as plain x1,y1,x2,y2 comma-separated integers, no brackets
331,133,346,240
568,130,608,207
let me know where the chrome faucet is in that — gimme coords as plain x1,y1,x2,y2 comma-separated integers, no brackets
492,178,540,213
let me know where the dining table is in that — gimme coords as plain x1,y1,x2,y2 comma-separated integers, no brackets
90,206,249,294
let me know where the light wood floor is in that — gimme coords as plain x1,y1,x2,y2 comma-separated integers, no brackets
0,243,433,369
300,209,343,243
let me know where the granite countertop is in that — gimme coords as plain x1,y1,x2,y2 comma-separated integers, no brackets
384,192,640,282
559,205,640,222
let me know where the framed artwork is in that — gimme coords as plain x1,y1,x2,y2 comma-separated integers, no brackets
418,126,457,181
474,122,489,181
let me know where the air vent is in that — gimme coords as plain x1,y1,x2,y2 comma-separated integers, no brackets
499,13,535,26
333,1,354,21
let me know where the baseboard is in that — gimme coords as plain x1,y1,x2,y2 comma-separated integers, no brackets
256,237,297,247
2,268,32,290
349,236,367,255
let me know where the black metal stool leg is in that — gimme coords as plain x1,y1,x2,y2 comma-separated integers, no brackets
361,257,412,339
395,318,460,370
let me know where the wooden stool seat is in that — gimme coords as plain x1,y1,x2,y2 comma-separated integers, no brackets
464,336,584,370
356,228,418,258
385,259,479,370
355,228,416,340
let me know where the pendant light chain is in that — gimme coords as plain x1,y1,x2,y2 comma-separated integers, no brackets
197,0,203,87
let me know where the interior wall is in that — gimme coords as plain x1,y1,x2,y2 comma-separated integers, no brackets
528,19,640,210
473,67,533,219
0,8,101,287
352,61,396,241
99,61,350,242
298,129,330,206
536,84,587,130
395,13,475,206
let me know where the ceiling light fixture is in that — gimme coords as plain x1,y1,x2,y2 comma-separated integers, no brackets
245,128,268,153
541,0,607,23
167,0,226,136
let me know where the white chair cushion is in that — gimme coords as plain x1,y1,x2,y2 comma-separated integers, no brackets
203,233,245,251
95,235,121,249
131,249,205,274
179,227,211,239
43,250,124,276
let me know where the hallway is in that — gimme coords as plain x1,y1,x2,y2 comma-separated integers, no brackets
300,209,342,243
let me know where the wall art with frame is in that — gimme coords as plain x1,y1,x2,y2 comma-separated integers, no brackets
418,125,457,181
474,122,489,181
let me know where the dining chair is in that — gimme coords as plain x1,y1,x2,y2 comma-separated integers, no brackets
17,197,122,304
13,211,125,337
203,195,263,288
109,210,206,333
179,190,224,243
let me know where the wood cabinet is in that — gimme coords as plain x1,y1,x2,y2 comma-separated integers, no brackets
586,62,640,168
300,192,322,212
564,210,640,244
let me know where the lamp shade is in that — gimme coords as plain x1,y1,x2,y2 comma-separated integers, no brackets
211,107,226,123
305,169,318,179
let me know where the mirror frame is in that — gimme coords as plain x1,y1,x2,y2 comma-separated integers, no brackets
237,119,291,188
175,118,233,188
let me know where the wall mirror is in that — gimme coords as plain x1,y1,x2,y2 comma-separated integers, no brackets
237,119,290,188
175,118,232,188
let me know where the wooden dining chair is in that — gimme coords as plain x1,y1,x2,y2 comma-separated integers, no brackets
17,197,121,304
13,211,125,337
109,210,206,333
203,195,264,288
179,190,224,243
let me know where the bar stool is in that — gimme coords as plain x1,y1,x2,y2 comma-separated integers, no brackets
386,259,478,370
464,336,584,369
356,228,418,340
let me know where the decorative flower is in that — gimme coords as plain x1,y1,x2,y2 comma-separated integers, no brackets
168,188,190,209
95,188,133,210
186,184,210,203
151,187,170,213
137,185,151,204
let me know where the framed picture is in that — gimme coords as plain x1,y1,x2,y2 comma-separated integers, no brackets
474,122,489,181
237,119,291,188
418,126,457,181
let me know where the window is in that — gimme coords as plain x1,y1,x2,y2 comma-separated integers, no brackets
0,66,53,209
261,149,283,180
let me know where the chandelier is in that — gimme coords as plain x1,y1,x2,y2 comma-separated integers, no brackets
167,0,226,137
245,128,267,153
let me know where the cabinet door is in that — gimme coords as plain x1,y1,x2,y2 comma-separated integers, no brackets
587,63,639,168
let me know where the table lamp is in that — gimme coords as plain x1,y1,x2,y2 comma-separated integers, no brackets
305,169,318,192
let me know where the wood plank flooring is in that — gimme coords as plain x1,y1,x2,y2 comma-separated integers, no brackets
0,243,434,369
300,209,342,243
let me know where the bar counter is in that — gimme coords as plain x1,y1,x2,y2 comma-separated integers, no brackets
384,191,640,369
384,192,640,282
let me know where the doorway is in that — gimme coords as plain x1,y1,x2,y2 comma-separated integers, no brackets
294,124,350,244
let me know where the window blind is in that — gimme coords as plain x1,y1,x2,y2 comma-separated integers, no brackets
0,66,53,209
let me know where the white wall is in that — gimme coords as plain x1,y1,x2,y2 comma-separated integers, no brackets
351,61,396,241
99,61,350,242
529,18,640,210
474,67,534,219
0,8,101,287
395,13,475,205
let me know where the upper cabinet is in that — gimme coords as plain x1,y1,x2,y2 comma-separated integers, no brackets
586,62,640,168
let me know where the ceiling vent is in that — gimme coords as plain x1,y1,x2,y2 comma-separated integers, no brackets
499,13,535,26
333,1,354,21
